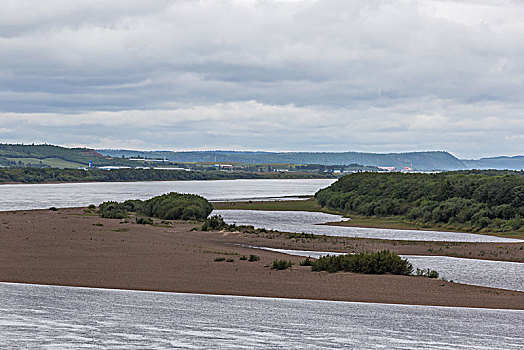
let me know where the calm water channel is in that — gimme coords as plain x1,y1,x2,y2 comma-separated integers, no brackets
1,283,523,349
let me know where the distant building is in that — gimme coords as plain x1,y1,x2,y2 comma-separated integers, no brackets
153,167,190,171
378,167,395,171
98,166,132,170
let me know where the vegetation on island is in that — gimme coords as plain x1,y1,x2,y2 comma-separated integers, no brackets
98,192,213,221
309,250,413,275
315,171,524,234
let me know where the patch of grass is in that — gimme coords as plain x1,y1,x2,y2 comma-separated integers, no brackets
271,259,294,270
111,228,129,232
204,250,239,256
93,223,104,227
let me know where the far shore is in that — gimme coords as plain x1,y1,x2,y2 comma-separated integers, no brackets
1,207,523,310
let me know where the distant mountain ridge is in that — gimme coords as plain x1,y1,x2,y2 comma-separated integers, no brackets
462,156,524,170
2,144,521,171
98,149,467,170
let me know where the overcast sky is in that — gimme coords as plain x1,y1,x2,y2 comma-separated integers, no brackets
1,0,523,158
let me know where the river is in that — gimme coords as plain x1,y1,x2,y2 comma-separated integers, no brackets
1,283,522,349
0,179,336,211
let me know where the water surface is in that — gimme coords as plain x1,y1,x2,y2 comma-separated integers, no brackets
1,283,522,349
0,179,335,211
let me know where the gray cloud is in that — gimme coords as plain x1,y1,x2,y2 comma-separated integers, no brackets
1,0,523,158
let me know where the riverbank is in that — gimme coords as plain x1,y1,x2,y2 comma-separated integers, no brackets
1,208,523,309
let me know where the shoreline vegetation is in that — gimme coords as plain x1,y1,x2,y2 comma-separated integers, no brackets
0,167,336,184
0,206,522,309
315,171,524,237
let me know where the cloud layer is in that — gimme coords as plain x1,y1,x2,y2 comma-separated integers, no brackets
1,0,523,158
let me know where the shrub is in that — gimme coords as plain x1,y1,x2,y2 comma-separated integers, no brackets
201,215,229,231
299,257,313,266
87,204,96,210
248,254,260,262
98,192,213,221
98,201,127,219
140,192,213,220
49,207,58,211
226,258,234,262
416,268,439,278
271,259,294,270
214,257,226,262
239,255,248,260
136,217,153,225
311,250,413,275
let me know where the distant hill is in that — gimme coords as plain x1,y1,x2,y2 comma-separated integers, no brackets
462,156,524,170
98,150,466,170
0,144,131,168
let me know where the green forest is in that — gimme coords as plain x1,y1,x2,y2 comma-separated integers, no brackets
315,171,524,233
0,167,333,184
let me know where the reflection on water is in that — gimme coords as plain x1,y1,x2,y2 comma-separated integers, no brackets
1,282,523,349
215,209,523,243
0,179,335,211
252,247,524,292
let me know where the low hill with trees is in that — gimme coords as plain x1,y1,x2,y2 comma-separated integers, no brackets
99,149,466,170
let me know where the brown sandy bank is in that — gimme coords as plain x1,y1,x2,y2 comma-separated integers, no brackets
0,208,523,310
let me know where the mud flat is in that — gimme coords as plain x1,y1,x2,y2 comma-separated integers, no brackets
0,208,523,309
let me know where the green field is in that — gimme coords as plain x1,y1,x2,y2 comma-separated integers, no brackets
5,157,84,168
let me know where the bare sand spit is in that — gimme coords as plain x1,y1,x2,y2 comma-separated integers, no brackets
0,208,523,309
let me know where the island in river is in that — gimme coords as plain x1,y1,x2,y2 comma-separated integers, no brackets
0,207,522,310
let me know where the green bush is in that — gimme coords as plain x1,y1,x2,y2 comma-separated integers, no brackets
226,258,234,262
248,254,260,262
311,250,413,275
87,204,96,210
139,192,213,220
98,201,127,219
299,257,313,266
214,257,226,262
136,217,153,225
98,192,213,221
201,215,229,231
239,255,248,260
271,259,294,270
416,268,439,278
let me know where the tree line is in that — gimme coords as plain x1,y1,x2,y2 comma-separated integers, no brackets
315,171,524,233
0,168,334,184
